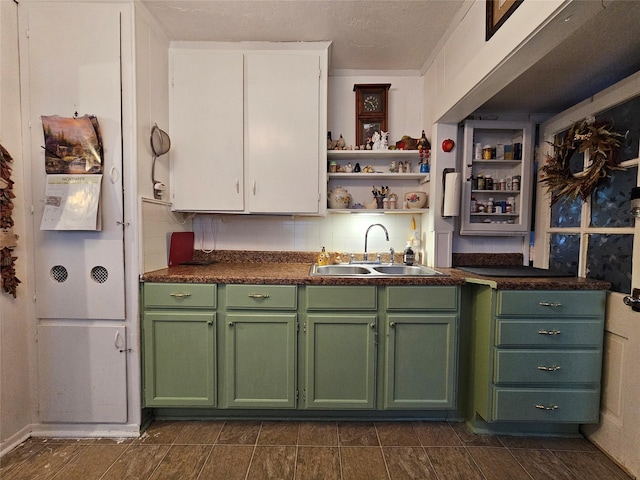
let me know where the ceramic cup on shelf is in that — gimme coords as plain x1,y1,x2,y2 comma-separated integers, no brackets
404,191,428,209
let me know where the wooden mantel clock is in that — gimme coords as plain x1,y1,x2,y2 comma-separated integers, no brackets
353,83,391,146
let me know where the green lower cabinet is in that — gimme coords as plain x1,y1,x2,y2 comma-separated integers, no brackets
225,313,297,408
384,314,457,409
143,312,216,407
305,314,377,409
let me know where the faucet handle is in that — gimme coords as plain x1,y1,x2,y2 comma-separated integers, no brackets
349,253,356,264
389,247,395,264
377,253,382,263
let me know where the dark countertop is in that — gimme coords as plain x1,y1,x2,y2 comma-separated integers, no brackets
140,251,610,290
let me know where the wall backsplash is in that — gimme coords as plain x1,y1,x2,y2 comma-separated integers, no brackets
192,213,423,259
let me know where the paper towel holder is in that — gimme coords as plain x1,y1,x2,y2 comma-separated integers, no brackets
442,168,460,217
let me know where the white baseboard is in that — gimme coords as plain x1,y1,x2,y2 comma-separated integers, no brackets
0,425,32,458
29,422,140,440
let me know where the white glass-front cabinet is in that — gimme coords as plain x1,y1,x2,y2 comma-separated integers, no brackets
461,121,533,235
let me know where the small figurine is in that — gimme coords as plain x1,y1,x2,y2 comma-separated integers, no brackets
380,131,389,150
345,162,353,173
389,160,397,172
354,162,361,173
371,131,381,150
336,134,346,150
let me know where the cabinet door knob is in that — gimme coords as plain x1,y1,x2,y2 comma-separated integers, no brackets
537,329,562,335
535,404,559,411
170,292,192,298
389,321,396,327
228,322,235,327
369,323,376,329
537,365,561,371
538,302,562,307
207,320,214,326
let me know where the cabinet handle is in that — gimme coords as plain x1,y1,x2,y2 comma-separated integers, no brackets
369,323,376,329
389,322,396,327
538,302,562,307
252,180,256,195
207,320,213,326
535,404,559,411
236,179,240,193
537,329,562,335
248,294,270,299
537,365,561,371
169,292,192,298
228,322,234,327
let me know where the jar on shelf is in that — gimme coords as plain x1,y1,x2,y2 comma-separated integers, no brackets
470,196,477,213
485,175,493,190
487,198,494,213
477,174,485,190
513,175,521,191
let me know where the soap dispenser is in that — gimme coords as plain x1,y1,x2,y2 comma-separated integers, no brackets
317,247,330,266
403,242,415,266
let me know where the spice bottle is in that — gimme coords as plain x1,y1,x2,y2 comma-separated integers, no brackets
487,198,494,214
485,175,493,190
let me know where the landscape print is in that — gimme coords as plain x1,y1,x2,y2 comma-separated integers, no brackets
41,114,103,174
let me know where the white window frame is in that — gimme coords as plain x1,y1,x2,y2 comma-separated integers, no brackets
534,73,640,292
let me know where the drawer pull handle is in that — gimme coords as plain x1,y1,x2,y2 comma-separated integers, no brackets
539,302,562,307
537,329,562,335
248,294,270,299
537,365,561,371
169,292,192,298
535,404,559,411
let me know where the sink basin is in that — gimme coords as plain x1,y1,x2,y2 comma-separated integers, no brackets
372,265,445,276
313,265,372,275
310,263,446,277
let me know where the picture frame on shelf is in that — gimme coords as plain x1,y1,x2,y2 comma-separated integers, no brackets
486,0,522,40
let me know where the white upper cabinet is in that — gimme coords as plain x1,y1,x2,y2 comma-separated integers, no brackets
170,50,245,211
170,44,328,214
460,120,533,236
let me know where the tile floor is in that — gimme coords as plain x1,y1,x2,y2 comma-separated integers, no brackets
0,420,633,480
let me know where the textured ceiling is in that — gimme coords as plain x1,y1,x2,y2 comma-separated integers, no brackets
142,0,465,71
143,0,640,115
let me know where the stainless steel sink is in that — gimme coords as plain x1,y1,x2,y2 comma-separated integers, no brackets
371,265,445,276
310,263,446,277
312,265,372,275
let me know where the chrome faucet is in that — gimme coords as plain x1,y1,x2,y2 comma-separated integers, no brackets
364,223,389,262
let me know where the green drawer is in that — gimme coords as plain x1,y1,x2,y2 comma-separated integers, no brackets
143,283,216,309
494,350,602,384
492,388,600,423
386,286,458,311
226,285,297,310
306,286,377,310
496,320,603,347
496,290,605,317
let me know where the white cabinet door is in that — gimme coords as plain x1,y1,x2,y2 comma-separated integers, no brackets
22,3,126,320
246,53,321,213
170,50,244,211
37,324,127,423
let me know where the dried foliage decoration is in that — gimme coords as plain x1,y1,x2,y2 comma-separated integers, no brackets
1,143,21,297
540,116,626,205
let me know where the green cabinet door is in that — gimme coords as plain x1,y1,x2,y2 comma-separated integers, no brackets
383,314,457,409
225,313,297,408
143,311,216,407
305,314,377,409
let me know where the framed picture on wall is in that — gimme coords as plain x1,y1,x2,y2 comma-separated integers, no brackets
486,0,523,40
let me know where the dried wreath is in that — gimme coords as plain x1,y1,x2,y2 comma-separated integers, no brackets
540,116,626,205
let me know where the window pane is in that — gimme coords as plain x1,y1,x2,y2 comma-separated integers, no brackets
587,234,632,293
549,129,584,228
591,165,637,227
550,197,582,227
549,233,579,275
596,94,640,163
